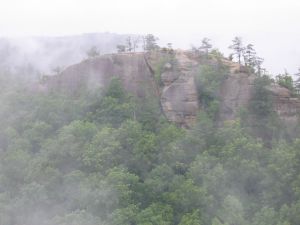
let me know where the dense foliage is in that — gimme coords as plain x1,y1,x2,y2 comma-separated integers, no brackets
1,64,300,225
195,61,229,119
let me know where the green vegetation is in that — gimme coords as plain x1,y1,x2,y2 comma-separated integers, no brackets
1,48,300,225
249,75,274,117
229,37,244,65
143,34,159,52
87,77,136,126
241,75,289,144
86,46,100,58
195,62,229,119
276,72,296,95
153,53,176,86
228,37,265,75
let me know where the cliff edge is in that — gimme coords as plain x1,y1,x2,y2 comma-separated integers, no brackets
41,51,300,128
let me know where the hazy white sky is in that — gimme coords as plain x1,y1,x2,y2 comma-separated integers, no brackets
0,0,299,74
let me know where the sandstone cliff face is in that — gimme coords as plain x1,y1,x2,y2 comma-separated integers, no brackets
42,51,300,127
219,72,255,121
219,66,300,126
45,53,157,98
44,51,200,127
267,84,300,127
156,50,199,127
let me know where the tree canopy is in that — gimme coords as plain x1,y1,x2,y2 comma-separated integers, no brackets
0,44,300,225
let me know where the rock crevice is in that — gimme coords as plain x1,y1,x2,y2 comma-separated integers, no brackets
159,50,199,127
41,51,300,128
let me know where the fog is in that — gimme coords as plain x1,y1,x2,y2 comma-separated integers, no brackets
1,0,300,74
1,1,300,225
0,33,129,74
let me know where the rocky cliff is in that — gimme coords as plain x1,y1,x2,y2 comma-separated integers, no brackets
267,84,300,128
44,53,157,98
219,66,300,127
150,50,200,127
41,51,300,127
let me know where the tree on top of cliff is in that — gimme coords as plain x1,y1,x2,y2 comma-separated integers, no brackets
116,44,126,53
132,36,140,52
243,44,256,67
199,37,212,57
276,71,294,93
52,66,63,75
229,37,245,65
116,36,140,53
254,57,264,76
125,36,133,52
294,68,300,93
143,34,159,52
86,46,100,58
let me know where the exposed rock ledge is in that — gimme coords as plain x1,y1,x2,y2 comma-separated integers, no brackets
40,51,300,128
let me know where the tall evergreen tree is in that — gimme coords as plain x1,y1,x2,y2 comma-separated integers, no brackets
143,34,159,52
132,36,140,52
255,57,264,76
243,44,256,67
229,37,244,64
199,37,212,57
294,68,300,93
116,44,126,53
86,46,100,58
126,36,133,52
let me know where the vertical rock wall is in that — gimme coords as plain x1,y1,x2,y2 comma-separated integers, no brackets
42,51,300,128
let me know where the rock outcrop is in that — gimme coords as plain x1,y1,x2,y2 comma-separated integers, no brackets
158,50,199,127
267,84,300,127
44,51,200,127
219,65,300,126
219,72,256,121
44,53,158,98
41,51,300,128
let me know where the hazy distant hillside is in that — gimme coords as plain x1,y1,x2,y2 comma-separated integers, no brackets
0,33,129,75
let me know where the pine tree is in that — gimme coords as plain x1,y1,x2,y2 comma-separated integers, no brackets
143,34,159,52
255,57,264,76
116,44,126,53
229,37,245,64
294,68,300,93
199,37,212,57
86,46,100,58
132,36,140,52
243,44,256,67
126,36,133,52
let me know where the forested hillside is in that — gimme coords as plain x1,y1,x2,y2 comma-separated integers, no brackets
1,43,300,225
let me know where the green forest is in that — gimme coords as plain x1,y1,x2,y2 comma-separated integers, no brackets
1,51,300,225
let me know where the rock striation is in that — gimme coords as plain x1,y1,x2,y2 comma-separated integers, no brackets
41,51,300,128
158,50,199,127
267,84,300,127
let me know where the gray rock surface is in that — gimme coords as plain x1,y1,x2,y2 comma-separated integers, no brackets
159,50,199,127
42,51,300,128
219,72,255,121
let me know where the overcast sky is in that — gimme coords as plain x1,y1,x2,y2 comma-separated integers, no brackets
0,0,299,74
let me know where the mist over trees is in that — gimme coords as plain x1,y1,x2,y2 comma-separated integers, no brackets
115,34,160,53
0,33,131,74
1,34,300,225
86,46,100,58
